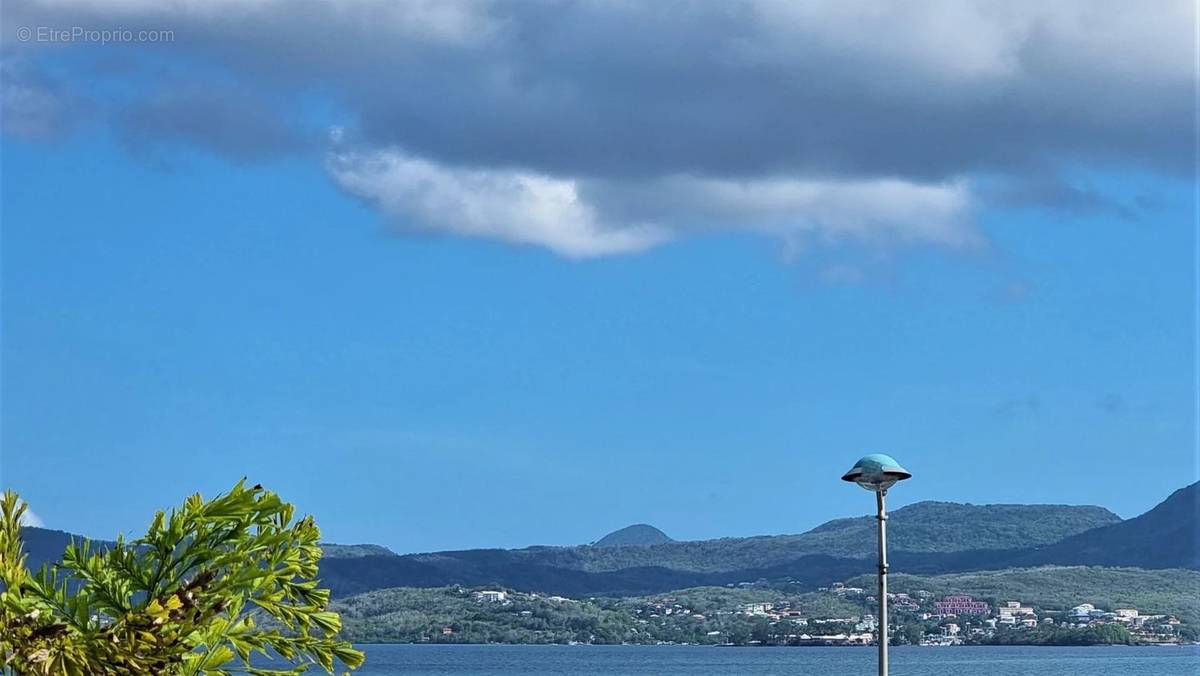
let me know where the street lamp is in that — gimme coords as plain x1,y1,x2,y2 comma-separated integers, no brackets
842,454,912,676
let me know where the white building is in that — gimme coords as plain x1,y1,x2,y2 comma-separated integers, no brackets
476,590,508,602
997,601,1036,624
1114,609,1139,622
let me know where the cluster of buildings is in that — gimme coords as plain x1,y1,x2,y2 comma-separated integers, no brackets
629,597,888,645
463,585,1188,646
802,584,1189,646
997,601,1038,627
473,590,575,605
923,596,1041,643
918,594,1186,644
732,600,871,628
733,602,891,645
1069,604,1182,634
635,600,709,621
817,582,865,596
733,604,879,646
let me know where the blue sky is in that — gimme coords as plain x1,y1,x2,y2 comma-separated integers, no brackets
1,1,1195,553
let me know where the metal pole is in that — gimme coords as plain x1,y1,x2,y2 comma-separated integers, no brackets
877,489,888,676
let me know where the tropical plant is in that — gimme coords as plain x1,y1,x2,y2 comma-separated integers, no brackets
0,480,364,675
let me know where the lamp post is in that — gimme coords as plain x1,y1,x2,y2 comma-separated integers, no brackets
841,454,912,676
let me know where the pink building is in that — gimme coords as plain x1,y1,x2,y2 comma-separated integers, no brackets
935,595,990,616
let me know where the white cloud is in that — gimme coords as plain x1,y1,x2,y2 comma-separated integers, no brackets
19,504,44,528
328,151,670,258
329,148,976,257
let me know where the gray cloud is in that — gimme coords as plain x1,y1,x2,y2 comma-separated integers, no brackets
17,502,43,528
329,148,976,257
1,0,1189,255
0,58,81,140
113,87,311,165
981,173,1141,220
355,2,1189,181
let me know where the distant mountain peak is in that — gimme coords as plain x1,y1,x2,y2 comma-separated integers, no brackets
594,524,673,547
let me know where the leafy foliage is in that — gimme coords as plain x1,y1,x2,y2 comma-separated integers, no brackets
978,623,1134,646
0,481,364,675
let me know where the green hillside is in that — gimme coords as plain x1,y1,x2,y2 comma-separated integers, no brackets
332,566,1200,644
1016,483,1199,569
498,501,1121,574
336,587,635,644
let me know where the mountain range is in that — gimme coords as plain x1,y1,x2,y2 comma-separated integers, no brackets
316,482,1197,596
20,482,1198,599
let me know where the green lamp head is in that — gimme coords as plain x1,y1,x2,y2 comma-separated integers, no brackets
841,453,912,492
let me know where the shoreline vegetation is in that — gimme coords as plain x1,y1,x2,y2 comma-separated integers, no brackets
333,579,1197,648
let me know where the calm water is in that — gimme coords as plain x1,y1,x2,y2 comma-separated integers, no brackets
332,644,1199,675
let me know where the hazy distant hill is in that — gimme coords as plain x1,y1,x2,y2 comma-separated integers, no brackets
321,543,398,559
18,527,106,570
19,529,396,568
594,524,673,547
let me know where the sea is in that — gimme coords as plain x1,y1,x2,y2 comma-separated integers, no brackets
320,644,1199,675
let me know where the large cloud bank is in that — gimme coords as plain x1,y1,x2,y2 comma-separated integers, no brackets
2,0,1189,256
